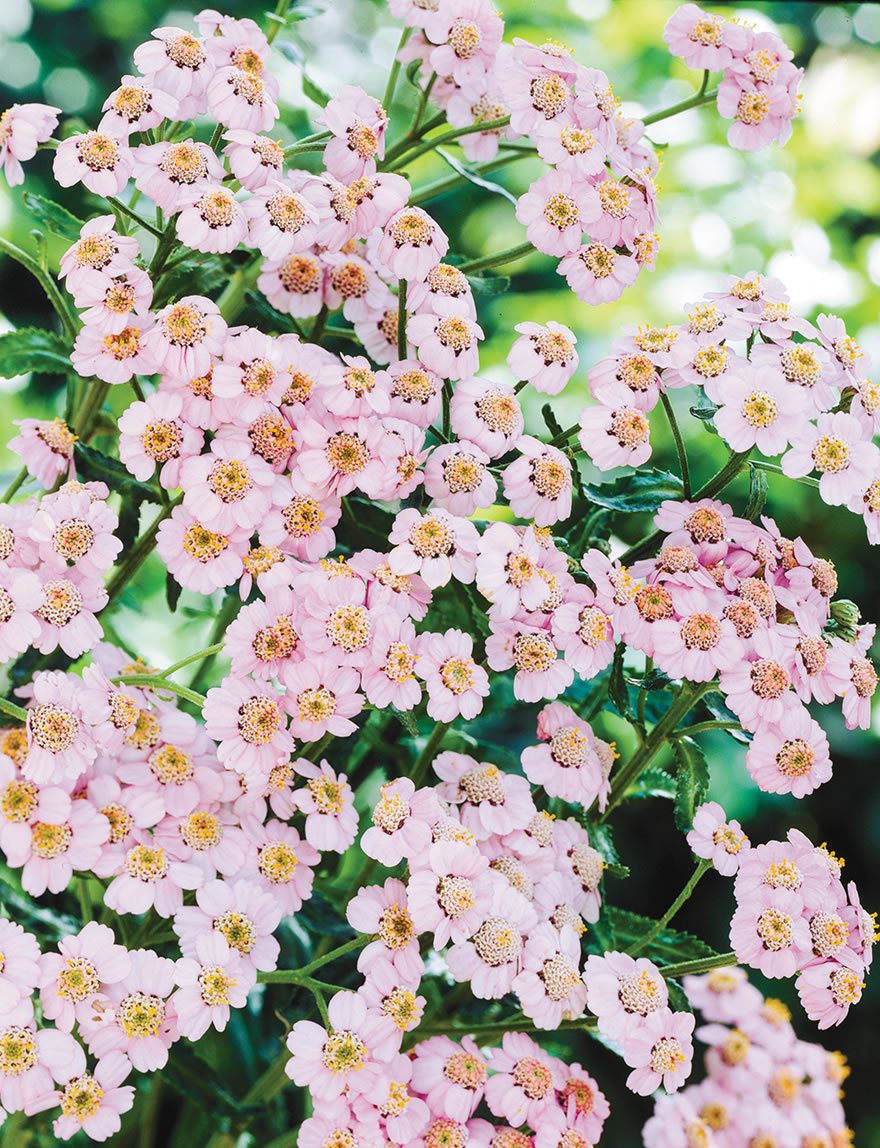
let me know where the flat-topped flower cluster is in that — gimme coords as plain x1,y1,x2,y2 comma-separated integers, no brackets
0,1,871,1144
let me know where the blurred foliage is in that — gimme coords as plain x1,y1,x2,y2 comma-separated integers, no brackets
0,0,879,1143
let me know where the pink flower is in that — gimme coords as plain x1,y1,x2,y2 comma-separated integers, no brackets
729,887,812,977
662,5,750,71
578,402,652,471
416,628,490,721
750,339,837,414
557,242,639,305
258,251,325,318
285,990,389,1100
422,0,504,89
104,833,203,918
407,841,493,948
507,321,578,396
840,624,878,731
475,522,553,619
623,1008,695,1095
797,959,865,1030
486,622,574,703
407,312,484,381
223,130,284,190
53,131,133,197
0,1019,85,1117
52,1051,135,1142
449,377,523,459
313,171,410,250
244,819,319,915
292,759,358,853
156,507,247,595
712,366,808,454
406,263,475,319
28,487,122,579
745,708,832,797
99,74,178,136
0,103,60,185
243,179,321,258
782,411,879,507
388,507,479,589
0,920,41,1014
361,611,422,712
59,216,139,293
38,922,130,1034
172,877,281,974
378,207,449,280
485,1032,564,1128
180,436,276,534
133,138,225,212
718,628,798,731
651,586,744,683
24,673,96,785
435,752,536,839
0,563,41,661
148,295,227,379
503,437,572,526
281,655,364,742
513,922,586,1029
133,28,214,119
203,676,292,782
71,320,156,386
291,414,395,500
82,949,179,1072
346,878,424,983
318,85,388,180
118,391,203,488
424,440,496,515
361,778,439,867
583,951,669,1040
521,702,603,805
172,931,255,1040
515,169,594,256
717,74,797,152
687,801,750,875
73,267,153,335
410,1035,489,1122
551,583,616,679
176,185,248,253
207,66,279,133
8,419,76,489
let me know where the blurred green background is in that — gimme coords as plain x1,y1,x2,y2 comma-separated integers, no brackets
1,0,879,1144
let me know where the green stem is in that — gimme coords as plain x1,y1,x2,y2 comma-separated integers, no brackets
628,858,713,956
106,197,164,238
457,240,533,275
258,935,371,982
217,253,263,324
410,150,529,205
660,391,691,498
266,0,292,43
381,110,446,167
660,950,737,979
411,72,437,134
619,449,751,564
388,114,511,170
103,494,184,606
309,304,329,344
148,218,180,280
397,279,408,360
283,131,331,158
159,642,225,679
749,459,820,489
442,380,451,440
73,381,111,439
643,77,717,127
671,720,743,738
0,235,78,341
637,656,652,729
382,25,413,110
189,595,240,692
0,696,27,723
303,731,333,763
1,466,28,504
549,422,580,448
411,720,450,789
599,680,712,821
77,877,93,924
113,674,206,708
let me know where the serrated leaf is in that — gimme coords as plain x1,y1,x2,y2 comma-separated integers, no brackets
302,72,331,107
624,668,671,691
541,401,565,441
703,692,752,743
115,493,141,553
394,706,419,737
608,642,633,720
434,147,517,206
745,464,768,522
672,736,710,831
627,766,677,800
583,469,684,513
73,443,162,504
22,192,84,240
666,979,693,1012
606,906,720,964
0,328,71,378
467,273,510,296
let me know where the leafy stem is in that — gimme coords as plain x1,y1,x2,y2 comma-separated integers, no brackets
258,935,371,982
627,858,713,956
457,240,534,275
397,279,408,360
0,235,78,341
113,674,206,708
387,114,511,170
1,466,29,504
660,950,737,979
0,696,27,723
660,391,691,498
642,73,717,127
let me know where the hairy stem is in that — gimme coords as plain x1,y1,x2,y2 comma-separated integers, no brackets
382,25,413,111
660,950,737,979
113,674,206,708
660,391,691,498
258,935,371,982
1,466,29,504
457,240,534,275
388,114,511,170
628,858,713,956
0,696,27,723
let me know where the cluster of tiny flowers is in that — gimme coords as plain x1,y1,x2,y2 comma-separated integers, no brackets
688,805,875,1029
0,2,870,1143
664,3,803,151
643,968,854,1148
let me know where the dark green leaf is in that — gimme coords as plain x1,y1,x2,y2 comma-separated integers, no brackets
245,289,301,334
22,192,84,240
0,328,71,378
467,273,511,296
73,443,162,504
608,642,633,720
689,402,719,421
394,706,419,737
745,464,768,521
583,469,684,513
666,979,693,1013
624,668,671,691
434,147,518,206
115,493,142,553
606,906,720,963
541,401,565,441
627,766,677,800
302,72,331,107
405,60,423,88
166,572,183,614
703,692,752,743
0,874,80,940
672,736,710,831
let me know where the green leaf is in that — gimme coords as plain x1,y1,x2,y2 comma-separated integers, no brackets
672,736,710,832
627,766,677,800
624,668,671,691
21,192,84,241
434,147,518,207
541,401,565,441
606,906,720,964
589,822,629,879
73,443,163,504
0,328,72,378
394,706,419,737
273,38,304,67
745,463,768,521
690,393,719,434
703,692,752,744
467,273,511,296
583,468,684,513
166,571,183,614
608,642,634,720
302,71,331,107
405,60,423,88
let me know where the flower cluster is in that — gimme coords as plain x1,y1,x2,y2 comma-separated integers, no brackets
644,968,854,1148
0,1,870,1144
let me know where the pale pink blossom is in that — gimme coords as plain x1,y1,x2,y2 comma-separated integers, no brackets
729,887,812,977
281,655,364,742
207,65,279,132
516,169,596,257
99,75,178,136
133,138,225,212
118,390,203,488
416,628,490,721
486,622,574,703
406,262,476,319
361,611,422,712
557,241,639,305
73,267,153,335
180,436,276,534
663,5,751,70
0,1019,85,1118
59,216,139,293
104,831,203,919
0,102,60,185
318,85,388,181
52,1050,135,1142
578,402,652,471
551,583,616,679
156,506,248,595
0,563,42,661
244,819,319,915
435,752,536,840
38,922,130,1033
407,312,483,381
745,708,832,797
177,185,248,253
133,27,214,119
361,778,439,867
293,759,358,853
172,877,281,974
147,295,227,379
507,320,578,396
717,74,797,152
285,990,389,1101
0,920,41,1014
346,878,424,983
513,922,587,1029
388,507,479,589
623,1007,695,1095
407,841,493,948
223,130,284,190
687,801,750,875
521,702,603,805
449,377,524,458
54,131,133,197
410,1035,489,1122
378,207,449,280
203,675,292,781
782,411,879,507
424,440,496,515
797,958,865,1030
71,320,155,386
713,366,808,454
82,949,179,1072
584,950,669,1040
173,931,255,1041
